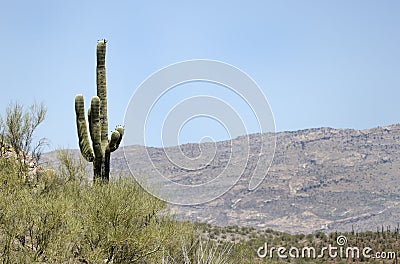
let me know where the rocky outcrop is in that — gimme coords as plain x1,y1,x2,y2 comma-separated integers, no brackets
1,143,43,177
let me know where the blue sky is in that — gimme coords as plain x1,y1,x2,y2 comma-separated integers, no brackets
1,1,399,149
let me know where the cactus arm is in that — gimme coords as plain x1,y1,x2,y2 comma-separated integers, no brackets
109,126,124,152
96,40,109,146
88,106,92,141
115,126,124,149
115,126,124,143
108,130,120,152
89,96,103,158
74,94,94,162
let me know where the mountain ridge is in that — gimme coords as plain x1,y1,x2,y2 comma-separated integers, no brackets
42,124,400,234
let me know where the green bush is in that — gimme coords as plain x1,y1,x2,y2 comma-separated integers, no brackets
0,154,195,263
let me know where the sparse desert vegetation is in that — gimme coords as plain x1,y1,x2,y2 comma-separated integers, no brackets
1,102,399,263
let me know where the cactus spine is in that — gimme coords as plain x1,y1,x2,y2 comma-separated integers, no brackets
74,39,124,182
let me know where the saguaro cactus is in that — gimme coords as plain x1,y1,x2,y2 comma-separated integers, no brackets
74,39,124,182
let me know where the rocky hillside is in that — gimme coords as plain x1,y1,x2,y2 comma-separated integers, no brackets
43,124,400,234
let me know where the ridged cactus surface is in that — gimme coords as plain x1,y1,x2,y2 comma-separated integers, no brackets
74,39,124,181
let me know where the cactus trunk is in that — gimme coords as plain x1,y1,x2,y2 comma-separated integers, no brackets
74,40,124,182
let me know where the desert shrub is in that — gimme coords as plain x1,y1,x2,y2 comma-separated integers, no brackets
2,102,47,166
162,236,234,264
306,233,314,243
0,153,195,263
54,148,88,183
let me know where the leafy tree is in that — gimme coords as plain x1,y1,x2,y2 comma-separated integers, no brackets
2,101,47,169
